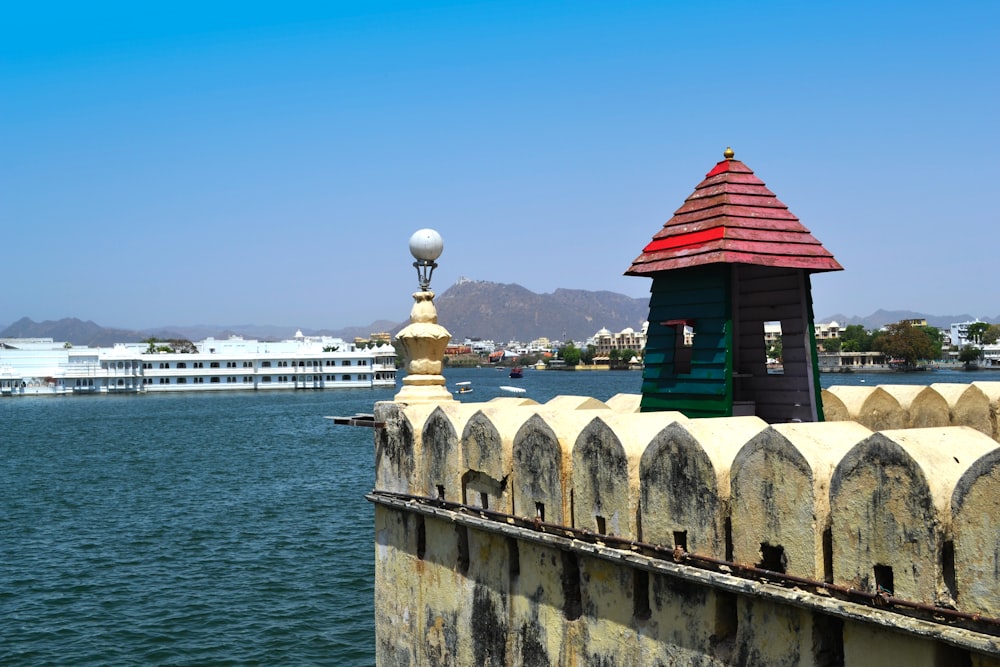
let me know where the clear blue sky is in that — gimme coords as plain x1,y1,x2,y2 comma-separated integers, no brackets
3,1,998,331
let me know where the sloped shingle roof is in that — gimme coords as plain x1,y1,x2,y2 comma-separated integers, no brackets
625,149,843,276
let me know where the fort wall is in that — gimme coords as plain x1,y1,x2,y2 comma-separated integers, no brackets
371,385,1000,665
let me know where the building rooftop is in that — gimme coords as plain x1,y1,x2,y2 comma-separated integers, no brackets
625,148,843,276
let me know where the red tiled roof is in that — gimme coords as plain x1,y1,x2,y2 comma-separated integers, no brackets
625,150,843,276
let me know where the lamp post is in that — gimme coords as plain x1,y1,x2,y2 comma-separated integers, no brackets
393,229,455,403
409,227,442,291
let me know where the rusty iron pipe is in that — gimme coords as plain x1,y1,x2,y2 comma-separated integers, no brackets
369,489,1000,631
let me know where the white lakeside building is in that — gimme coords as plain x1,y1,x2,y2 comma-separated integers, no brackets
0,332,397,396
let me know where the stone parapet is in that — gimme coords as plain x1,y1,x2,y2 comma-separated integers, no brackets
373,385,1000,665
822,381,1000,440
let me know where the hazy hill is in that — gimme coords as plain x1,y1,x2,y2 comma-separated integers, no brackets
0,281,649,347
5,289,998,348
0,317,160,347
0,318,400,348
428,279,649,342
143,321,400,342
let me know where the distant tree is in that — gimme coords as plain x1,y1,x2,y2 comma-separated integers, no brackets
984,324,1000,345
921,326,946,360
143,336,174,353
871,322,938,367
820,338,842,354
767,335,783,362
172,339,197,354
561,345,582,367
608,349,622,368
580,344,596,365
967,322,990,345
958,345,982,364
519,352,542,366
840,325,873,353
620,348,638,364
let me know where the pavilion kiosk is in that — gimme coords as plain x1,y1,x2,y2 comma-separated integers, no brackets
626,149,843,422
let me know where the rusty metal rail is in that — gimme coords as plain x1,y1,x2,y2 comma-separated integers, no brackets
368,489,1000,635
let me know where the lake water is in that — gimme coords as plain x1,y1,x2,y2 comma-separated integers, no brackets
3,367,999,665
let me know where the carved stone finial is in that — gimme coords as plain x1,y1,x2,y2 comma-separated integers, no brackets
393,290,454,403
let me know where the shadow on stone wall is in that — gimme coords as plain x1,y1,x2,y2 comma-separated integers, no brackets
372,383,1000,665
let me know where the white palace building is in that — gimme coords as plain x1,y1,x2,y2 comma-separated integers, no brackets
0,332,397,396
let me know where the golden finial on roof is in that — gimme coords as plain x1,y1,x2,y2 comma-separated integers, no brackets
724,146,735,160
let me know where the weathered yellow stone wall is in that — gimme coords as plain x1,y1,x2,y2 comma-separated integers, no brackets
372,384,1000,665
822,380,1000,438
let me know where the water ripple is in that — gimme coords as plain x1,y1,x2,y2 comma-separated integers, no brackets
1,390,388,666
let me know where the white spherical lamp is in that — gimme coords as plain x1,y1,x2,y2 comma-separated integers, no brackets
409,228,444,262
409,228,443,290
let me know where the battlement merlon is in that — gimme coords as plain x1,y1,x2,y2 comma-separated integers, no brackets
373,386,1000,621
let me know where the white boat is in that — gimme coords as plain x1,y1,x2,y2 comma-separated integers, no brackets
499,385,526,394
0,331,397,396
455,381,473,394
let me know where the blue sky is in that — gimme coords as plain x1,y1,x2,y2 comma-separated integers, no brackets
3,1,998,331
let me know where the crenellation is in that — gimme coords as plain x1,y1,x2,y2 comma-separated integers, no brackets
952,445,1000,617
543,395,614,411
488,395,539,406
511,412,566,524
373,401,417,494
605,392,644,413
460,410,511,511
972,381,1000,441
639,417,768,559
822,385,907,431
730,421,874,582
374,387,1000,664
818,388,849,423
829,427,997,607
934,382,993,436
822,382,1000,441
571,416,635,539
421,406,462,501
877,384,951,429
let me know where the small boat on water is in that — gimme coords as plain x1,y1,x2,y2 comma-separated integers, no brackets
499,385,526,394
455,381,473,394
508,367,523,379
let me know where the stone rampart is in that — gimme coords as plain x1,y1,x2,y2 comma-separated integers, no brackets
822,381,1000,439
371,386,1000,665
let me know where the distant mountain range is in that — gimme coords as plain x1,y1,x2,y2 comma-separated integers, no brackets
2,281,996,347
431,279,649,343
0,317,400,349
